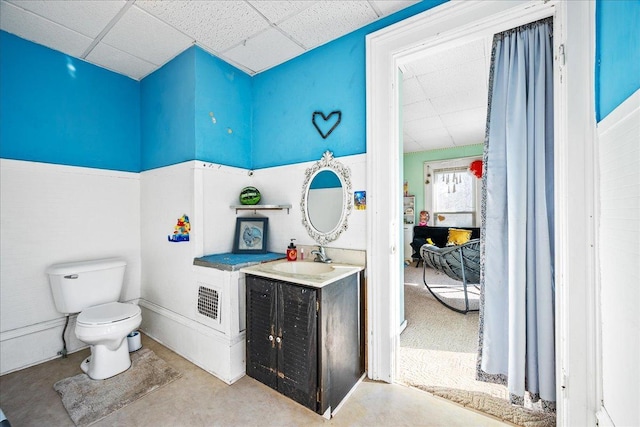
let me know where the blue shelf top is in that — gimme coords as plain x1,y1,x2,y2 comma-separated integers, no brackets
193,252,286,271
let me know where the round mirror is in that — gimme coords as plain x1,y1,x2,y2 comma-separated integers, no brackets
301,151,353,245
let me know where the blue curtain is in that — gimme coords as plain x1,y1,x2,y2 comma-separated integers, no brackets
477,17,556,410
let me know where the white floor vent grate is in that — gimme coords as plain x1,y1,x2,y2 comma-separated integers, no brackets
197,285,220,323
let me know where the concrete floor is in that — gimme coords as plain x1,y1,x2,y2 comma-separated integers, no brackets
0,334,511,426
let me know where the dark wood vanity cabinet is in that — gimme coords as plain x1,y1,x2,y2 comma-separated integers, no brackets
245,273,362,416
246,277,318,409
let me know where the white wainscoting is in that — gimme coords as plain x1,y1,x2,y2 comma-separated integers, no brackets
0,159,141,374
1,154,366,376
596,89,640,427
140,161,201,316
139,155,366,383
139,299,246,385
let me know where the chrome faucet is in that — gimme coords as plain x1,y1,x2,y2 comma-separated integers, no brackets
311,246,332,263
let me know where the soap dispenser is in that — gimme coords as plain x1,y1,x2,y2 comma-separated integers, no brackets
286,239,297,261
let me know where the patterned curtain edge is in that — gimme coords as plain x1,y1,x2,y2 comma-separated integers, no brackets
475,16,557,414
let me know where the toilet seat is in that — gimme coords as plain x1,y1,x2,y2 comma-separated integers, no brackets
77,302,140,325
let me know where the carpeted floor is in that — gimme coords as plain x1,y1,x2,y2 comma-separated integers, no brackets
54,347,181,426
400,265,505,397
400,264,556,427
406,261,480,312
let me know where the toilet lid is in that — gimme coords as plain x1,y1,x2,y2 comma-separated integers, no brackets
77,302,140,325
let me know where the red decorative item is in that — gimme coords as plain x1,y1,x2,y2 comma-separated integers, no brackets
469,160,483,179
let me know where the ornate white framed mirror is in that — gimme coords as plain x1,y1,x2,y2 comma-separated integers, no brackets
301,151,353,245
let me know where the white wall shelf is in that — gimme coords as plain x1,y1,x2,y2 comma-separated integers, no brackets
230,204,292,214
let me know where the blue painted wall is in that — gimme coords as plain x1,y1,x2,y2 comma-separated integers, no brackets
2,0,639,171
140,48,196,171
0,31,140,172
194,47,252,170
596,0,640,121
140,46,252,170
251,0,446,169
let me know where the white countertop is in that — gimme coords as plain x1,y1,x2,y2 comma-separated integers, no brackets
240,259,363,288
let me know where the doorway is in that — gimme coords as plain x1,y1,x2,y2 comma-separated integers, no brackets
397,28,509,409
366,1,597,425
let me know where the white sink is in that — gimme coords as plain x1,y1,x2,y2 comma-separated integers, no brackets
272,262,334,275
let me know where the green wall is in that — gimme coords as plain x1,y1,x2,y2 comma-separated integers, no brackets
402,144,483,213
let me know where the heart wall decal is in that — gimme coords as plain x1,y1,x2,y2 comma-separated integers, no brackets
312,111,342,139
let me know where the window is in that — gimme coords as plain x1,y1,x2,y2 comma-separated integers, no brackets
424,158,481,227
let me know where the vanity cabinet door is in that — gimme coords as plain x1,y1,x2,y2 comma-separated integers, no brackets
246,277,278,389
246,276,318,411
278,282,317,409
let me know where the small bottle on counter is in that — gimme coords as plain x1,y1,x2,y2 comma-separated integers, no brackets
286,239,297,261
300,248,304,261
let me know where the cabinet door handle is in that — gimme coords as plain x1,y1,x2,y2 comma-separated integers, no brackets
269,325,277,348
275,337,281,343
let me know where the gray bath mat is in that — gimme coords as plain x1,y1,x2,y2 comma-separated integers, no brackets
54,347,181,426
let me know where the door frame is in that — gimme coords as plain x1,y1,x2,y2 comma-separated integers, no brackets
365,1,597,425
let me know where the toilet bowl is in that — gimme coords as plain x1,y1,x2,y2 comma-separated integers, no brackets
75,302,142,380
47,257,142,380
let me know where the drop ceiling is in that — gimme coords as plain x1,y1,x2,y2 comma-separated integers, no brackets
0,0,491,153
402,37,492,153
0,0,420,78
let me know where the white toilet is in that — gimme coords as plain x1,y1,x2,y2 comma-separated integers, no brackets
47,258,142,380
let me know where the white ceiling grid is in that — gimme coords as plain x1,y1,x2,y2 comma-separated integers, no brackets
402,38,492,152
1,0,419,77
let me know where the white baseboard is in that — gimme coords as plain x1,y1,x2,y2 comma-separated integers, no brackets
0,298,137,376
138,299,245,385
0,315,87,375
0,297,246,384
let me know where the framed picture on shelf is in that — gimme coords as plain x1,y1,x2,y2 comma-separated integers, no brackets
232,217,269,254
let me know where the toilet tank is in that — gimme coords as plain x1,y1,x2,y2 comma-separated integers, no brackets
47,258,126,314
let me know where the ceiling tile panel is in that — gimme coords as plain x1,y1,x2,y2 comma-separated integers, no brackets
404,117,447,139
403,100,438,122
402,77,426,105
401,63,416,79
248,1,313,24
223,27,305,74
413,127,454,150
406,38,487,77
372,0,420,16
448,124,486,146
86,42,157,80
402,139,422,153
277,1,377,49
100,6,193,66
6,0,125,38
417,58,488,99
417,139,455,151
440,107,487,128
0,0,93,57
402,132,416,143
430,89,487,115
137,0,269,53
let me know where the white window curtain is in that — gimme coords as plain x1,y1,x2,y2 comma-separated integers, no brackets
477,17,556,411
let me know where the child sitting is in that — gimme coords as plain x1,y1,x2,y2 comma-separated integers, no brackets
418,210,429,226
